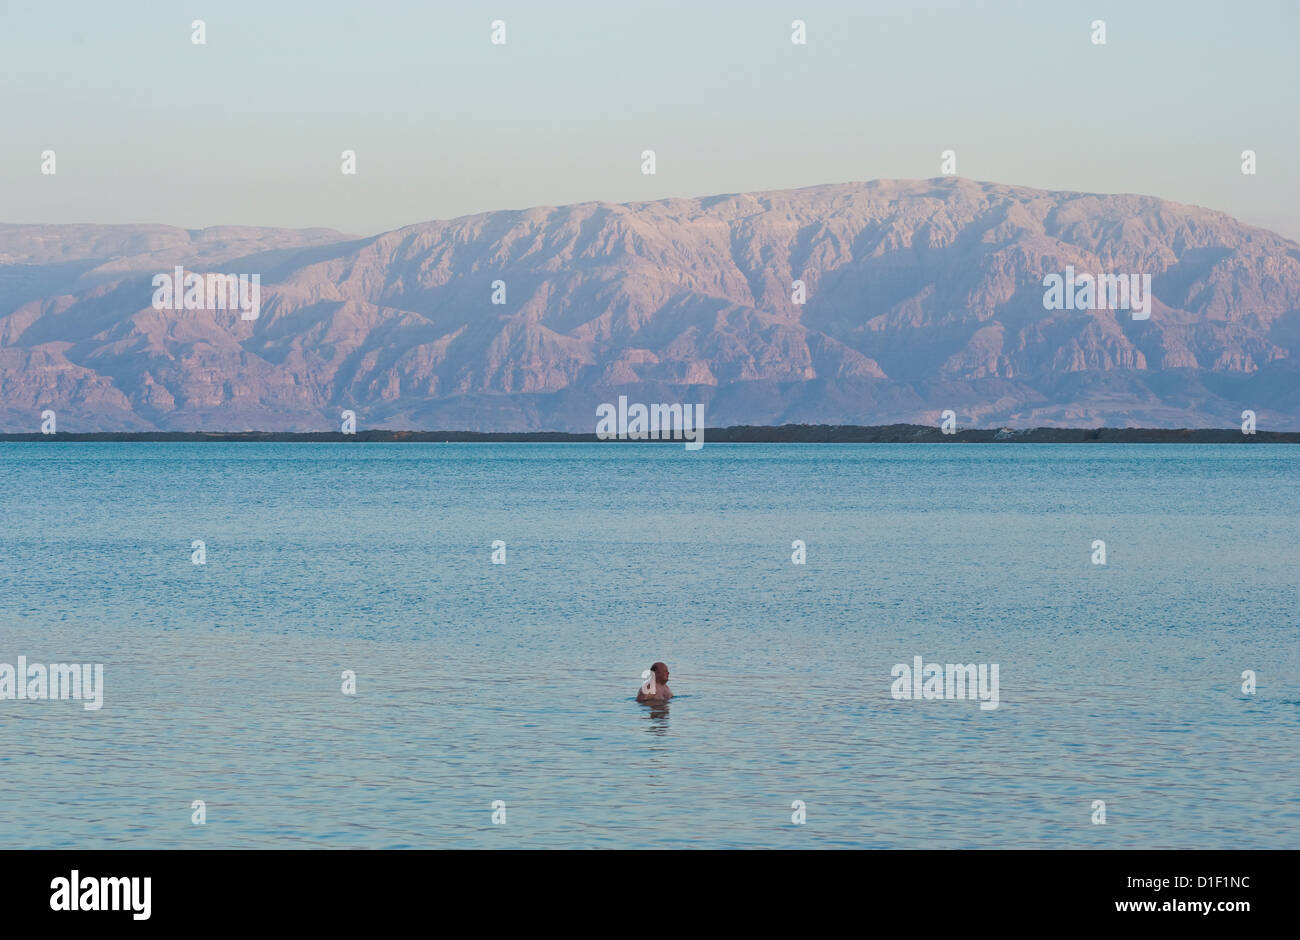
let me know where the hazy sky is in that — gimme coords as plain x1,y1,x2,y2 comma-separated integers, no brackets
4,0,1297,239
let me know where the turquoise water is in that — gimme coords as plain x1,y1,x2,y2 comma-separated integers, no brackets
0,443,1296,848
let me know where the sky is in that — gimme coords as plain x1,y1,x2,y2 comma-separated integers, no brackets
3,0,1297,239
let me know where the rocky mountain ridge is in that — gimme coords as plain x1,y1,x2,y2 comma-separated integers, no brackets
2,178,1297,431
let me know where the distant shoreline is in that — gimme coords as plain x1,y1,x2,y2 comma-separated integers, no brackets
2,424,1296,443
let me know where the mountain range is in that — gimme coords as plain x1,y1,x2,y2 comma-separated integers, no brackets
3,178,1298,432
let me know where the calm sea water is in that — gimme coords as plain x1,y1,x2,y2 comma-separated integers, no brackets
1,443,1296,848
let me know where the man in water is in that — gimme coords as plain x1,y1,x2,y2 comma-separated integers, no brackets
637,662,672,702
